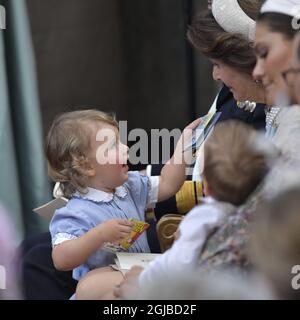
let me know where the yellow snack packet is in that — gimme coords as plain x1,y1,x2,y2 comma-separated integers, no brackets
119,218,150,250
103,218,150,253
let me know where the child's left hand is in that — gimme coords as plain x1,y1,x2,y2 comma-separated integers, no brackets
174,118,202,164
181,118,202,150
157,117,201,203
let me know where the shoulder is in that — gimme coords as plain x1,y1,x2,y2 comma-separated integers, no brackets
125,171,149,191
273,106,300,133
282,105,300,118
188,198,235,217
49,198,99,239
278,105,300,129
62,197,94,213
127,171,148,182
272,106,300,158
184,202,222,220
181,199,233,227
51,198,96,225
199,210,251,271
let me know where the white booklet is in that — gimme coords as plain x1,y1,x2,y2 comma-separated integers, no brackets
115,252,161,271
33,197,68,219
183,111,222,153
33,183,68,219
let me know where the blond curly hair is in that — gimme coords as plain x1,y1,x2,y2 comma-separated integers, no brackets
45,109,118,198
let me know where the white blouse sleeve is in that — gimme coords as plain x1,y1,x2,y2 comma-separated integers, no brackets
146,176,160,209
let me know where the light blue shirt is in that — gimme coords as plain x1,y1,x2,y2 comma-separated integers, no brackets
50,171,158,281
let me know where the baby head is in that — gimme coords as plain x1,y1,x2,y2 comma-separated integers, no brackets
203,120,273,206
46,109,129,197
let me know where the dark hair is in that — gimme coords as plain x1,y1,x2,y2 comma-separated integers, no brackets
187,0,263,74
257,13,298,40
238,0,263,20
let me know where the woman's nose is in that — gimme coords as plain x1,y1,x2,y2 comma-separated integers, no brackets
253,60,264,82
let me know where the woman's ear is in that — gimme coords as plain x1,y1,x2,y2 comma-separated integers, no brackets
76,160,95,177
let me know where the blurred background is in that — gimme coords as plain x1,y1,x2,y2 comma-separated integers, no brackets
0,0,217,239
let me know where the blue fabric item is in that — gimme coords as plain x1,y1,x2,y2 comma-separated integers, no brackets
50,171,151,281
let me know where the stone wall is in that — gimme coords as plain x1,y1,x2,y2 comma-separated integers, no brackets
27,0,217,161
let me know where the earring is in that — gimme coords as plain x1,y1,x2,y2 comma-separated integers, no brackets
237,101,257,113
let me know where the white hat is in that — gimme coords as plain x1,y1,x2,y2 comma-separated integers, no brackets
261,0,300,18
211,0,256,41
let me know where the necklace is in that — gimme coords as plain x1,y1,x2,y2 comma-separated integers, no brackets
265,106,281,138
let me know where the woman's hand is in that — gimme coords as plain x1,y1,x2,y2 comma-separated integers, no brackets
97,219,134,243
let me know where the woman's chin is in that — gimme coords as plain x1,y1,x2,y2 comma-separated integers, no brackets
232,92,244,102
265,94,275,107
229,89,242,102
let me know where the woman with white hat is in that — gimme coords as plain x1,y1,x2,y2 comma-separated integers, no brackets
187,0,270,181
254,0,299,106
254,0,300,161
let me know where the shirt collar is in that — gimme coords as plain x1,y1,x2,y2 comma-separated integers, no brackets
202,196,237,216
201,196,217,204
73,185,127,203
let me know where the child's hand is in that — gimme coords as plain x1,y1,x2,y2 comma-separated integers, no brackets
174,118,202,164
181,118,202,150
97,219,133,243
158,118,201,202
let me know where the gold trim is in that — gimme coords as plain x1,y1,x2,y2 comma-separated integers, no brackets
175,181,202,214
